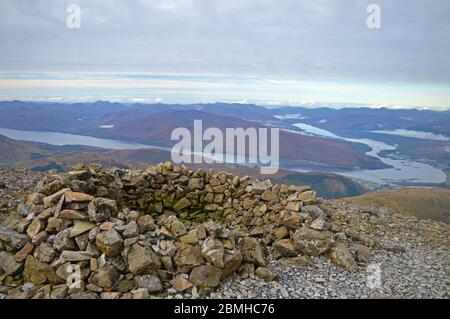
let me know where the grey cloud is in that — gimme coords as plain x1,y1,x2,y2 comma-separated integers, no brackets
0,0,449,83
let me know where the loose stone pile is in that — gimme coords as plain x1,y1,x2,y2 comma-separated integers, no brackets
0,162,375,299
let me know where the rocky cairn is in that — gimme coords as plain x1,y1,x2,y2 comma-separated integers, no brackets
0,162,372,299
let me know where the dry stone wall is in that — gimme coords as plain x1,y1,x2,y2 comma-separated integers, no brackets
0,162,372,299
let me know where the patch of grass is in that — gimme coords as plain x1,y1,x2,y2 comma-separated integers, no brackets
342,188,450,224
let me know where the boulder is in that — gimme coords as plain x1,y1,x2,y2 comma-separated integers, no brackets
201,237,224,268
188,178,204,190
69,220,96,238
94,265,119,289
281,211,302,229
274,226,289,239
35,242,57,263
23,256,60,285
26,219,45,238
88,198,118,222
261,190,278,202
239,237,266,266
174,245,204,273
14,242,34,262
64,191,95,203
0,251,24,276
189,265,222,288
127,244,161,274
59,209,88,220
172,275,193,292
0,226,30,251
46,217,72,234
273,239,297,257
221,249,243,278
131,288,150,299
179,230,199,244
251,180,272,195
53,229,76,252
310,218,325,231
173,198,191,212
351,243,373,264
292,227,334,256
26,193,44,206
170,220,187,237
60,250,93,262
255,267,278,282
328,242,358,272
96,229,123,257
50,284,68,299
56,262,91,282
302,205,326,219
134,274,163,293
137,215,156,232
43,188,69,208
298,190,316,204
286,201,302,212
123,221,139,238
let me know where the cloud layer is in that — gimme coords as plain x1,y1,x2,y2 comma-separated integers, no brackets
1,0,449,82
0,0,449,107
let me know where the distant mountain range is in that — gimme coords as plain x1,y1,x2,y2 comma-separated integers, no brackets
0,100,449,185
0,134,367,199
0,101,391,170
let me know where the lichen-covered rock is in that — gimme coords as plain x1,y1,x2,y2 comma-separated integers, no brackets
201,237,224,268
175,245,204,273
88,198,118,222
273,239,297,257
0,251,23,276
0,226,30,251
292,227,334,256
122,221,139,238
239,237,266,266
221,249,243,278
172,275,193,292
351,243,373,264
255,267,278,282
134,274,162,293
170,220,187,237
23,256,60,285
189,265,222,288
96,229,123,257
328,242,358,272
92,265,119,289
127,243,161,274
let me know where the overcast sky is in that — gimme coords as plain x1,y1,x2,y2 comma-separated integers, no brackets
0,0,449,108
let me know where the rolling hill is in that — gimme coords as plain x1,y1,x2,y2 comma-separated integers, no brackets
0,134,368,199
0,101,389,170
83,109,386,170
341,188,450,223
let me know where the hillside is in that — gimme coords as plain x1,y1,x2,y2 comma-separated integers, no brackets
272,172,367,199
0,134,368,199
0,102,389,170
84,109,386,170
0,134,144,171
341,188,450,223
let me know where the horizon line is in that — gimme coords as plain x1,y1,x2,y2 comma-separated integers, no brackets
0,98,448,112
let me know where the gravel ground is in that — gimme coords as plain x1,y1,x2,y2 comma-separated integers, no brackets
208,248,449,299
0,169,44,223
